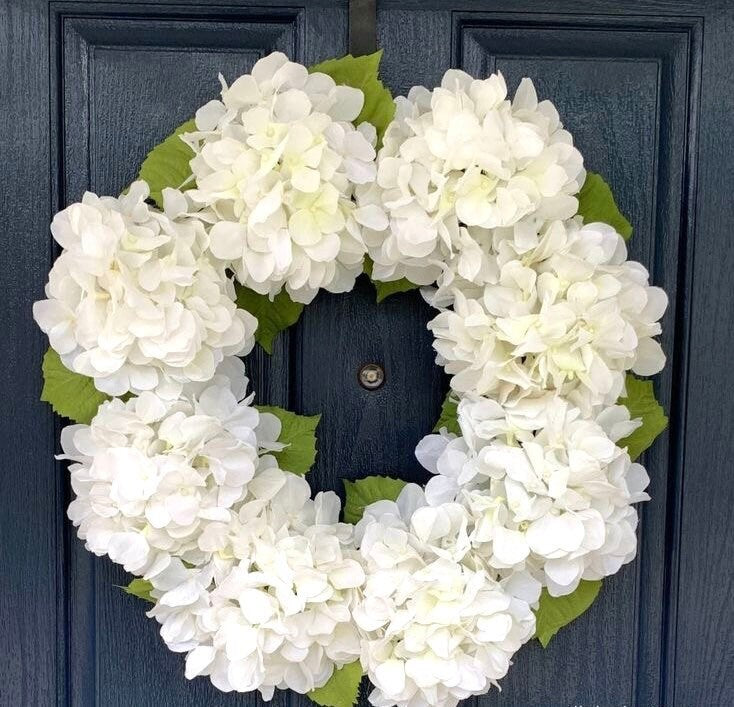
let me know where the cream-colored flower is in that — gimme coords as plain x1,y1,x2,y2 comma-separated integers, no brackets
427,218,667,412
354,485,536,707
33,182,256,398
147,490,364,700
417,396,649,596
184,52,377,303
356,70,585,286
60,376,282,575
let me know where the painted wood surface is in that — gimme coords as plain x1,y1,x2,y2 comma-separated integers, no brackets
0,1,732,705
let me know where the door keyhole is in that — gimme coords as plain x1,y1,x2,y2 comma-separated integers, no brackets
358,363,385,390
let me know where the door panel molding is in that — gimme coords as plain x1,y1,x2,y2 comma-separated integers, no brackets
47,3,345,706
450,12,702,706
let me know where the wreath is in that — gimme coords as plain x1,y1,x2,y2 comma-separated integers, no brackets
33,51,668,707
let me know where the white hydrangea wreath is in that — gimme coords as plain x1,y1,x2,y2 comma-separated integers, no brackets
33,51,668,707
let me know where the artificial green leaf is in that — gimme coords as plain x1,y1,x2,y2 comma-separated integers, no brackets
309,51,395,147
119,578,154,603
343,475,407,524
618,374,668,461
535,579,602,648
374,278,420,302
433,391,460,435
363,256,420,303
41,348,109,424
576,172,633,240
138,118,196,208
308,660,363,707
256,406,321,475
235,284,304,355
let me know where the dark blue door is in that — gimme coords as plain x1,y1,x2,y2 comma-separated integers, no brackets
2,1,733,705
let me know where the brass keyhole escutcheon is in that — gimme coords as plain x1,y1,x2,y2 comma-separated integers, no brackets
358,363,385,390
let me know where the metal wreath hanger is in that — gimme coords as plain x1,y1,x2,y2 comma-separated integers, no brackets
349,0,377,55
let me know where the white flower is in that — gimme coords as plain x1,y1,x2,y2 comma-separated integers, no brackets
356,70,585,286
417,396,650,596
354,485,536,707
427,218,667,411
33,182,256,398
146,488,364,700
184,52,377,303
60,374,282,575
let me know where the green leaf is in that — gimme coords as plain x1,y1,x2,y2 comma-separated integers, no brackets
534,579,602,648
41,348,109,424
576,172,633,240
308,660,363,707
256,406,321,475
433,391,460,435
373,278,420,302
343,475,407,524
138,118,196,208
617,374,668,461
309,51,395,147
119,578,154,603
363,256,420,303
235,284,304,355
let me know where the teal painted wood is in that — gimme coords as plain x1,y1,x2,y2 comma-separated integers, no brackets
0,1,732,706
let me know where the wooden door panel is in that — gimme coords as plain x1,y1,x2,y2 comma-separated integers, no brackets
447,15,695,706
376,10,700,704
53,4,347,706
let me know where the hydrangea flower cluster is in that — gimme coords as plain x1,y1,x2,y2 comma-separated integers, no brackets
426,218,667,412
59,360,282,574
146,478,364,699
355,70,585,286
354,485,537,707
32,182,256,398
33,55,668,707
183,52,377,303
416,395,650,596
